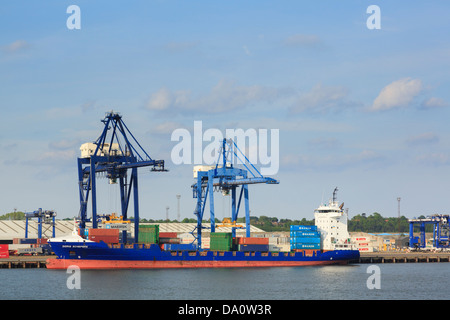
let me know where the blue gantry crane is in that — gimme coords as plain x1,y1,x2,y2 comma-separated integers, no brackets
192,138,279,249
24,208,57,239
409,214,450,250
77,111,165,243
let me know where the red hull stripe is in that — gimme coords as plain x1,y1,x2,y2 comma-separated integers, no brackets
46,258,348,269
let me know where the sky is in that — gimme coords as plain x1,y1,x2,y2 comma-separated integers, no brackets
1,1,450,222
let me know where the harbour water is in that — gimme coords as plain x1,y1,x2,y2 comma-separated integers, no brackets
0,263,448,300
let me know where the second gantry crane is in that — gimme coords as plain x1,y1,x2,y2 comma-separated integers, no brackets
192,138,279,249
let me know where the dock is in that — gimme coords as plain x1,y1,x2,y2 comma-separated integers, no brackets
358,252,450,263
0,256,55,269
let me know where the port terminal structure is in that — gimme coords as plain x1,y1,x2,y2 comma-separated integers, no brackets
409,214,450,250
77,111,166,243
192,138,279,249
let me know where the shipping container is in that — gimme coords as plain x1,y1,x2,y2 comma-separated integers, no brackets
210,232,232,251
290,237,321,244
89,235,120,244
352,237,369,242
159,238,181,244
290,243,321,250
19,238,38,244
290,231,320,238
159,232,178,238
238,244,269,252
164,243,198,251
234,237,269,245
290,225,317,231
138,225,159,244
0,244,9,258
89,228,120,236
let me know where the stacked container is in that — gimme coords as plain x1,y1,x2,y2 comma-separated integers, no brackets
88,228,120,244
234,237,269,252
138,225,159,244
163,243,198,251
210,232,232,251
159,232,180,245
0,244,9,258
290,225,321,250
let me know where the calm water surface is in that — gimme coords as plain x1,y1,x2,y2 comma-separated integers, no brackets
0,263,449,300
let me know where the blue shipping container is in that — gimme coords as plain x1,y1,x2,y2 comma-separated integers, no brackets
290,237,321,244
290,243,321,250
290,225,317,231
20,238,38,244
290,231,320,237
238,244,269,252
164,243,197,251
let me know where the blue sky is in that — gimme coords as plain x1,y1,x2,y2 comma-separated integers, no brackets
1,1,450,222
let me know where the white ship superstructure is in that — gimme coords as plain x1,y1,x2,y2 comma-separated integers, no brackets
314,188,353,250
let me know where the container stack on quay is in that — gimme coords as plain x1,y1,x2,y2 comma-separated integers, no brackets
290,225,321,250
0,245,9,258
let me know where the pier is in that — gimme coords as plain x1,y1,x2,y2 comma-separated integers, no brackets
0,256,54,269
358,252,450,263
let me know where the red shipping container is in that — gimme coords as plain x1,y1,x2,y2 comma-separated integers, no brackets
37,238,48,245
159,232,177,238
88,229,120,244
236,237,269,245
0,245,9,258
89,228,120,236
88,235,119,244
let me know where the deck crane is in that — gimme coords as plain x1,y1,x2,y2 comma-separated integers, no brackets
77,111,166,243
192,138,279,249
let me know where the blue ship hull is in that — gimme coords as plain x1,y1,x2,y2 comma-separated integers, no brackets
46,241,360,269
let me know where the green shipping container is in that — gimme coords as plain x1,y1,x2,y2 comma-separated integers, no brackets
138,225,159,244
210,232,232,251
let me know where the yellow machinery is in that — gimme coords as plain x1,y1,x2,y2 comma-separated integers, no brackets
101,213,131,225
216,217,244,228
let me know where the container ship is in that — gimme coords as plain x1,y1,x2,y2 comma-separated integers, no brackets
46,232,359,269
46,191,360,270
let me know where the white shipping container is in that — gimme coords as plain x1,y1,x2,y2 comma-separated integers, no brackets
358,247,374,252
8,244,32,250
352,237,369,242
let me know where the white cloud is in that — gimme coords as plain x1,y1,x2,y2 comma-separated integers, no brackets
406,132,439,146
417,153,450,166
289,83,357,114
1,40,29,53
370,78,423,111
146,80,290,114
147,87,173,111
421,97,449,109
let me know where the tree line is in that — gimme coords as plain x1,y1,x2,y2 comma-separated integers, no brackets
0,211,421,234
